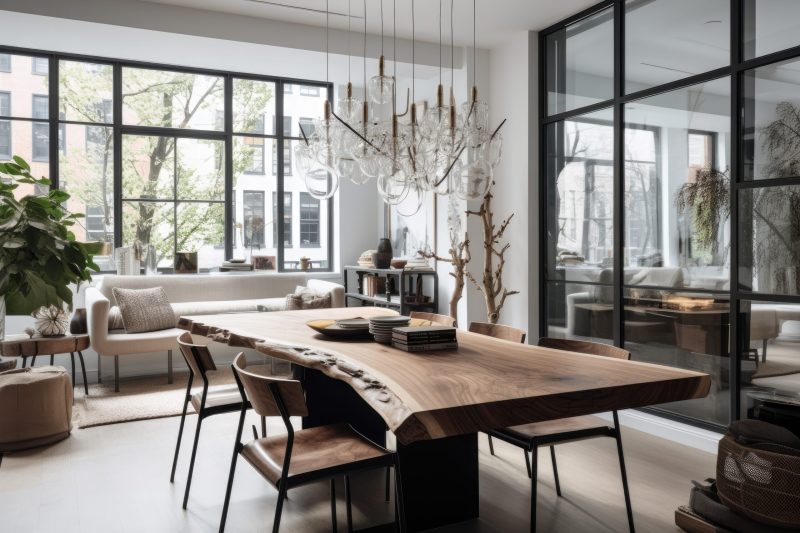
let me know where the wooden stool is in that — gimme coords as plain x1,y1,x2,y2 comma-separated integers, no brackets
0,334,91,395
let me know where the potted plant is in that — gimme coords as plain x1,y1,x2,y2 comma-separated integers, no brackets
0,157,102,340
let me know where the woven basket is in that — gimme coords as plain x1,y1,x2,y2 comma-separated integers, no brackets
716,434,800,528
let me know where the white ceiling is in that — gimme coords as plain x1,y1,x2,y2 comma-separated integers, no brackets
139,0,598,49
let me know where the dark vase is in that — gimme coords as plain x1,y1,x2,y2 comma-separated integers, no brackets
372,238,393,269
70,308,88,335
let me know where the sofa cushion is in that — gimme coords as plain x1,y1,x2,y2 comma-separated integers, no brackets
113,287,176,333
171,298,287,320
286,285,332,310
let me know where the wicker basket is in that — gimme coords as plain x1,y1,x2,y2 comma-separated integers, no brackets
716,433,800,528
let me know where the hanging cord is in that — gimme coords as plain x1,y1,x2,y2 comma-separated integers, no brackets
473,0,476,89
363,0,367,92
393,0,397,111
412,0,415,102
347,0,351,83
380,0,384,56
438,0,442,86
450,0,454,91
326,0,329,82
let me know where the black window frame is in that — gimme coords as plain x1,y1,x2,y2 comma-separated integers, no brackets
272,191,292,248
0,45,334,273
539,0,800,432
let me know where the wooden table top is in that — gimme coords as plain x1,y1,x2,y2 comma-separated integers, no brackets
180,308,710,444
0,334,90,358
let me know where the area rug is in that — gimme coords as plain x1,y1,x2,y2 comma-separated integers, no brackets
73,366,270,429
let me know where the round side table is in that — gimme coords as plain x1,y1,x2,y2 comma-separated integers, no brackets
0,334,90,395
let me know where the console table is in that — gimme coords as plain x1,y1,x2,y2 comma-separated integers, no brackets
343,265,438,316
0,334,90,395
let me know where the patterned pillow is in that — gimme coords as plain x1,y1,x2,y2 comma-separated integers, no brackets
111,287,176,333
285,286,331,310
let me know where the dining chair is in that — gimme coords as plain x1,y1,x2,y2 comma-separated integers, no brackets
488,337,634,533
219,352,406,533
468,321,528,457
170,332,265,510
409,311,457,327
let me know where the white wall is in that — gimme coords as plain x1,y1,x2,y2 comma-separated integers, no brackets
470,31,535,335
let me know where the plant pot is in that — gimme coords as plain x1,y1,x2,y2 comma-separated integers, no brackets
299,257,311,271
70,308,88,335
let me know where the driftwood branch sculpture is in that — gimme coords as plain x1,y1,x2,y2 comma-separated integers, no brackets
419,234,471,322
466,185,519,324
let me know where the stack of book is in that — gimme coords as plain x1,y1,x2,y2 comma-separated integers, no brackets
220,259,253,272
392,326,458,352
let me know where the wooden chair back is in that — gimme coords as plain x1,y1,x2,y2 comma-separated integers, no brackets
232,353,309,418
177,331,218,377
468,322,527,344
537,337,630,360
409,311,457,327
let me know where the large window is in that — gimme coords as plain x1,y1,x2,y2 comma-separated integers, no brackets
0,47,332,272
272,192,292,248
541,0,800,430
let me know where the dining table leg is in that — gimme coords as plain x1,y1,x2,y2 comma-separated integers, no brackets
295,366,480,532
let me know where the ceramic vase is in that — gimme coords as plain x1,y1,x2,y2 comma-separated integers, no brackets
372,238,393,269
70,308,88,334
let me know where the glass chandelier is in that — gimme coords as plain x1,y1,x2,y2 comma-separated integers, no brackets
298,0,505,212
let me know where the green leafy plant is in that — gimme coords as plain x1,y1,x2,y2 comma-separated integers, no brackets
0,157,102,315
675,167,731,264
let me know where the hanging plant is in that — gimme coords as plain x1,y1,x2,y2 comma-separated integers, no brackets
675,167,731,262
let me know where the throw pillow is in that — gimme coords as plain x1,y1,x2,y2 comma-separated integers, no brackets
285,285,332,310
112,287,176,333
108,307,125,330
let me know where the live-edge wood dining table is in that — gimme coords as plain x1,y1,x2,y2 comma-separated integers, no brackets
179,307,710,532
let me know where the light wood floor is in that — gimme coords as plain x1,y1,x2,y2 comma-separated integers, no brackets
0,412,714,532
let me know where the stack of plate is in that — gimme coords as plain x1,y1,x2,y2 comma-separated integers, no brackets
369,316,410,344
336,318,370,330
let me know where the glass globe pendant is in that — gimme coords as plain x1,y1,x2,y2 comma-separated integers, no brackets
454,146,492,201
304,100,340,200
368,55,395,124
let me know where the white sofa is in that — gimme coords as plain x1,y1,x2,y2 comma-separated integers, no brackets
85,273,344,391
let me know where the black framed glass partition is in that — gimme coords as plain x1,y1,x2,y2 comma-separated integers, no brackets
0,45,333,272
540,0,800,430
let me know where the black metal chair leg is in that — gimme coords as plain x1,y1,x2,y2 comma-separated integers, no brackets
31,355,37,366
525,449,532,479
530,447,538,533
70,352,76,389
385,466,391,502
345,475,353,533
550,446,562,497
272,482,287,533
488,434,495,455
182,416,204,509
114,355,120,392
21,356,27,368
613,411,635,533
97,353,101,383
77,351,88,395
171,380,193,483
219,445,241,533
330,478,338,533
50,354,54,365
167,349,173,384
261,416,267,438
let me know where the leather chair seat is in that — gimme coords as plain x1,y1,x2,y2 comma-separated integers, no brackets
241,423,392,487
496,415,612,447
191,385,243,412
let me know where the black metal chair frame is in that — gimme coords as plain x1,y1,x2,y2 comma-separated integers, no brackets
489,410,634,532
219,367,406,533
169,342,262,510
